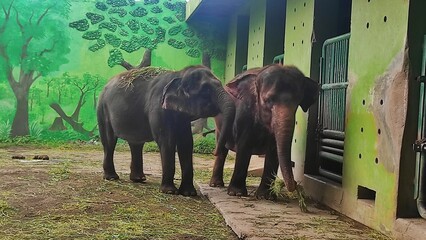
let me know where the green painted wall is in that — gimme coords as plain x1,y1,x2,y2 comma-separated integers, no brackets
0,0,226,141
247,0,266,69
225,16,238,81
342,0,410,232
283,0,315,182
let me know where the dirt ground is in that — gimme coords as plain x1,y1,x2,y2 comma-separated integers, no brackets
0,144,237,240
0,144,391,240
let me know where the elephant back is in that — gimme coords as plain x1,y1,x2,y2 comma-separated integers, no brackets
225,68,261,100
117,67,171,89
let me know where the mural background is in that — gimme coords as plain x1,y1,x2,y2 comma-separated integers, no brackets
0,0,226,142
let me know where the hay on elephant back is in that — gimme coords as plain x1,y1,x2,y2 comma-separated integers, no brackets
118,66,171,89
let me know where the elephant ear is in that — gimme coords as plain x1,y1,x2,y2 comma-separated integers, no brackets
161,78,183,110
226,68,261,99
300,77,319,112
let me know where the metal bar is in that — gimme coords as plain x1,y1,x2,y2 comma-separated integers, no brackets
242,64,247,72
273,54,284,64
322,33,351,51
415,34,426,219
321,82,349,90
319,167,342,183
321,138,344,148
322,130,345,140
319,151,343,164
320,145,344,155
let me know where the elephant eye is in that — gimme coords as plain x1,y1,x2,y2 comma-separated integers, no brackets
264,96,274,107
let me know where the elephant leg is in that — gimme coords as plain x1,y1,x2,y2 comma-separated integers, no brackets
210,114,229,187
156,131,179,194
150,112,179,194
256,146,279,200
210,146,228,187
99,118,119,180
159,144,179,194
228,135,252,196
129,143,146,183
176,120,197,196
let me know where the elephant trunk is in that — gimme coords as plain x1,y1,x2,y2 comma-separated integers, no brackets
214,86,235,154
272,104,297,192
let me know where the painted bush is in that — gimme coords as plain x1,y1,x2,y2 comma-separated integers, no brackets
0,0,226,141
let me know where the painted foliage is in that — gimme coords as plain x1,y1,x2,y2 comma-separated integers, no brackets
0,0,226,141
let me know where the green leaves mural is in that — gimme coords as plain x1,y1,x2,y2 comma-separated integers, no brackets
69,0,226,69
0,0,72,137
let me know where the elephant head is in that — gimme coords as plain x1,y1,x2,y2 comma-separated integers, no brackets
255,64,318,192
161,65,235,151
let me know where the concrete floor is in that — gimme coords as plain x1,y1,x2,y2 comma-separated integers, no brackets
197,156,393,240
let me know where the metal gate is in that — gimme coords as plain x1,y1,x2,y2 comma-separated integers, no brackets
413,35,426,219
317,33,350,182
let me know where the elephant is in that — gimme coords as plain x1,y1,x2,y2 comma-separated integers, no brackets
97,65,235,196
210,64,319,199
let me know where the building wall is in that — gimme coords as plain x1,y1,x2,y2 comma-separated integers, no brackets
283,0,315,182
341,0,410,232
191,0,424,236
225,16,238,81
247,0,267,69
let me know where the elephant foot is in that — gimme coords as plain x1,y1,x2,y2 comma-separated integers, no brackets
209,176,224,187
103,172,119,181
227,185,247,197
130,173,147,183
255,186,277,200
161,184,179,195
179,184,197,196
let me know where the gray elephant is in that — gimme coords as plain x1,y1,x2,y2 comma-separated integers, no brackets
210,64,319,198
97,66,235,196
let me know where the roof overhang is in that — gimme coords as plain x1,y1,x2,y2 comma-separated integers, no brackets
186,0,246,23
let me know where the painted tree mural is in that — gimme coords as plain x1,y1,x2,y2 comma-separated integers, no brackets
0,0,72,137
69,0,226,70
69,0,226,133
49,72,101,136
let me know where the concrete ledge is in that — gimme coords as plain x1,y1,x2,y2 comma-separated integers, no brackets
197,183,390,239
303,174,344,211
394,218,426,240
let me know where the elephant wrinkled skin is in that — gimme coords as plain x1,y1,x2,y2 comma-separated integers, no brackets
97,66,235,196
211,64,319,199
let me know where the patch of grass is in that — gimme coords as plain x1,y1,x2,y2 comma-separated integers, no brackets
194,168,234,184
142,134,217,154
143,141,159,152
48,162,71,181
193,134,216,154
0,200,16,217
269,177,308,212
269,175,286,198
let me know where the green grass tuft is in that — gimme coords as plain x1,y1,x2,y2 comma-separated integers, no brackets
0,200,16,217
49,162,71,181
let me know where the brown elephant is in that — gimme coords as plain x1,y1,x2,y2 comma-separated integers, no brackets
210,64,319,198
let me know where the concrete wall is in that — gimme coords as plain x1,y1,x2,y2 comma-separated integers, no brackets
284,0,315,182
247,0,267,69
342,0,409,232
